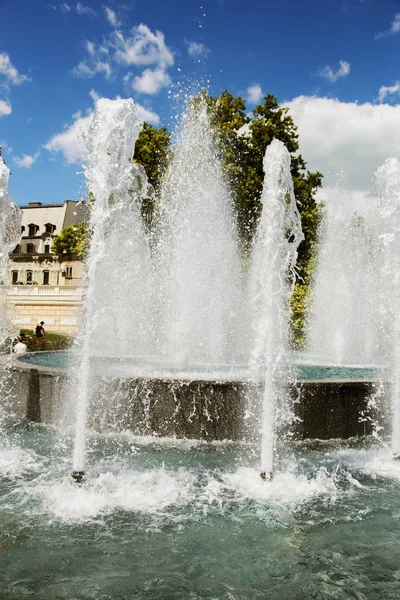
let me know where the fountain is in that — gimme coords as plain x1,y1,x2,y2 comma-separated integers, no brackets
307,181,383,366
248,139,303,478
71,97,153,480
155,99,245,369
67,99,310,481
3,96,400,599
4,98,383,444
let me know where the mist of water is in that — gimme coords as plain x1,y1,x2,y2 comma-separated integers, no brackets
72,98,152,473
0,157,21,345
71,98,307,479
375,158,400,457
248,139,303,476
154,99,246,369
306,183,382,366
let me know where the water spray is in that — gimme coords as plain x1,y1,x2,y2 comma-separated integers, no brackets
71,97,147,479
249,139,303,481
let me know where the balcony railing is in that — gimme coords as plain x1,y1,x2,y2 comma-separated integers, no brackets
5,285,85,297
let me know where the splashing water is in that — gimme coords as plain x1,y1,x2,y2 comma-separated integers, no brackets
248,139,303,477
307,182,382,366
375,157,400,458
71,100,304,481
0,156,21,344
155,99,245,368
72,98,152,473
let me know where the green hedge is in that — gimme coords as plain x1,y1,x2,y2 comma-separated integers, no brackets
18,329,73,352
1,329,74,353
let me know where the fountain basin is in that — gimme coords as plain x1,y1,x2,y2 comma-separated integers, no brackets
1,419,400,599
0,352,389,441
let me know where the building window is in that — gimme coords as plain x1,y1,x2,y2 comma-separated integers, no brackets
13,244,21,254
44,244,50,254
26,271,33,284
45,223,56,234
12,271,18,285
27,243,35,253
21,226,25,233
28,224,38,237
43,271,50,285
65,266,73,279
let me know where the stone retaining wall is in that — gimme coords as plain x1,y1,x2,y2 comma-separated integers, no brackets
0,356,390,441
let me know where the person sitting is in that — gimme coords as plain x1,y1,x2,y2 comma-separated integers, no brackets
13,337,27,354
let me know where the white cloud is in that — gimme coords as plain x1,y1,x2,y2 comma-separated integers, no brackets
0,52,30,86
76,2,96,16
44,110,93,164
135,103,160,125
71,23,174,90
284,95,400,191
52,2,97,16
13,152,40,169
319,60,350,83
132,68,171,94
186,41,211,60
86,40,96,55
0,100,12,116
375,12,400,39
72,59,112,79
114,24,174,69
246,84,263,105
104,6,120,27
378,81,400,102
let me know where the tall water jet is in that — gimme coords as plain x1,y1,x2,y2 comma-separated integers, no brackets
155,99,245,369
307,183,381,365
249,139,303,479
375,157,400,458
72,98,152,478
0,151,21,344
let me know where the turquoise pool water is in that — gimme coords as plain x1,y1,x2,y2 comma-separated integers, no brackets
1,416,400,599
17,351,379,381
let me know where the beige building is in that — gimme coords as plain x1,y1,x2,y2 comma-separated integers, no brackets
6,200,89,335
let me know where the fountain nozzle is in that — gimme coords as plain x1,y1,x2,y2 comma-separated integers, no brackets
260,471,273,481
72,471,85,483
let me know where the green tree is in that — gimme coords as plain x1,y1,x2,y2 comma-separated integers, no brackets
205,91,323,281
133,122,171,229
51,222,90,259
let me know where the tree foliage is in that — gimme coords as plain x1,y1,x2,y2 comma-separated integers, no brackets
133,122,171,229
204,91,323,280
51,222,90,259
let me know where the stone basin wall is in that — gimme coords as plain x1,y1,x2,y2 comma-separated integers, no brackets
0,355,390,441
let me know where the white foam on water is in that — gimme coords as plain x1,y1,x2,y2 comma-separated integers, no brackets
98,430,236,450
222,466,342,508
0,445,42,478
335,447,400,481
29,467,196,523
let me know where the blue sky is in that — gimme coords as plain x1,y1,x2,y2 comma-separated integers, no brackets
1,0,400,206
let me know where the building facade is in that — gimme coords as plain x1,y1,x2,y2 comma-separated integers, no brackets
6,200,89,335
10,200,89,287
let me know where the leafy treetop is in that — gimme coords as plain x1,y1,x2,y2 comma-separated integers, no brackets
51,221,90,259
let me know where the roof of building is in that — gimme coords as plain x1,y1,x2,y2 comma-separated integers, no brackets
20,200,90,236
